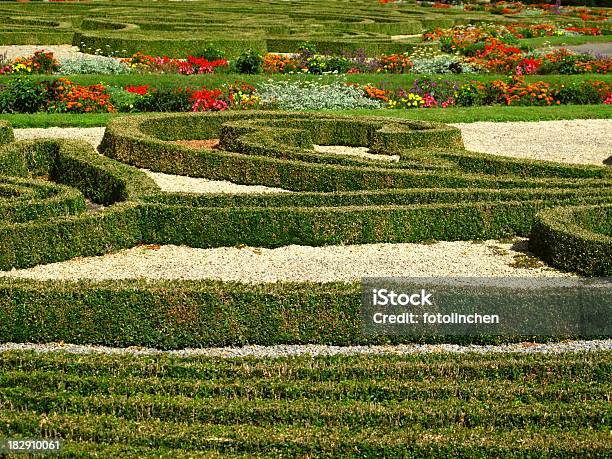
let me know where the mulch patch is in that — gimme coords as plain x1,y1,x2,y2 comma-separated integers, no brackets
172,139,220,149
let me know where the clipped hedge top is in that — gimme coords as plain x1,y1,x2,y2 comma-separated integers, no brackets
0,113,611,349
2,0,607,56
0,111,610,277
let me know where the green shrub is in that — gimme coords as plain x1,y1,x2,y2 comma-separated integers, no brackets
0,120,14,145
107,86,141,112
554,81,605,105
530,205,612,276
235,48,264,74
195,44,226,61
133,87,193,112
0,76,47,113
0,112,610,348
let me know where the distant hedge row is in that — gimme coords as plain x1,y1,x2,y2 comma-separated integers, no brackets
2,0,608,57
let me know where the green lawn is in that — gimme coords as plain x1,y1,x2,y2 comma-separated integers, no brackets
2,105,610,128
0,350,609,458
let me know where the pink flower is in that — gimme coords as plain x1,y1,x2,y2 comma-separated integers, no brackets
422,93,437,108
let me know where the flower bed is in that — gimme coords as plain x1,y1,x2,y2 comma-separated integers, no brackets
424,25,611,75
438,1,612,22
0,74,609,114
1,29,608,81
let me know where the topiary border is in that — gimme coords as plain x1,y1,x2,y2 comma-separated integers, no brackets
530,204,612,276
0,113,610,348
0,120,15,146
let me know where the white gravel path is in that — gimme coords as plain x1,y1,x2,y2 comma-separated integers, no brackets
0,239,577,283
314,144,400,162
141,169,290,194
14,127,106,148
1,340,609,358
451,119,612,166
0,45,84,61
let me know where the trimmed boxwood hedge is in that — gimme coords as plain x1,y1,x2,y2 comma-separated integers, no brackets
1,351,609,457
0,112,610,347
0,120,14,146
530,205,612,276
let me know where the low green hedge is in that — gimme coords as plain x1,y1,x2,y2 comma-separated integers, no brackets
0,32,74,45
0,112,610,347
0,176,86,224
530,205,612,276
265,38,436,56
0,120,14,146
73,32,269,58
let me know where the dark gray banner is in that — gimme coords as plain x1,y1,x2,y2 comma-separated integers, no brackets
361,277,612,336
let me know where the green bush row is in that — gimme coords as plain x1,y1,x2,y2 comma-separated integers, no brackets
0,352,609,457
73,32,269,58
0,120,14,145
5,387,608,429
72,32,439,58
0,113,610,347
0,138,156,269
0,112,607,275
0,32,73,46
0,176,85,224
0,276,608,348
530,204,612,276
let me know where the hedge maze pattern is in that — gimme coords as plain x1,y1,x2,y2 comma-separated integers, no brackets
0,0,603,57
0,351,610,458
0,113,610,347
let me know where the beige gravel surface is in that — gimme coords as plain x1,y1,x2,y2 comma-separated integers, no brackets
0,45,84,61
0,239,577,283
314,144,400,162
14,127,106,148
451,119,612,166
1,340,609,357
142,169,291,194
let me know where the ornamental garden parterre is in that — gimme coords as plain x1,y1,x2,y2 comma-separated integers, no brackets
0,1,610,457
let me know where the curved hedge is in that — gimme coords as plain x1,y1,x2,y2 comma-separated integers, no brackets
0,120,14,146
530,205,612,276
0,112,610,347
3,0,607,56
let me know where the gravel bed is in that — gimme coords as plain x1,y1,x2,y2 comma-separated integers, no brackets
0,45,126,66
451,119,612,166
552,42,612,58
0,45,84,61
0,238,579,283
1,340,609,358
142,169,291,194
314,144,400,162
14,127,106,149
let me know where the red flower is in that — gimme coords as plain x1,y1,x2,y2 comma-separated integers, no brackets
125,85,149,96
